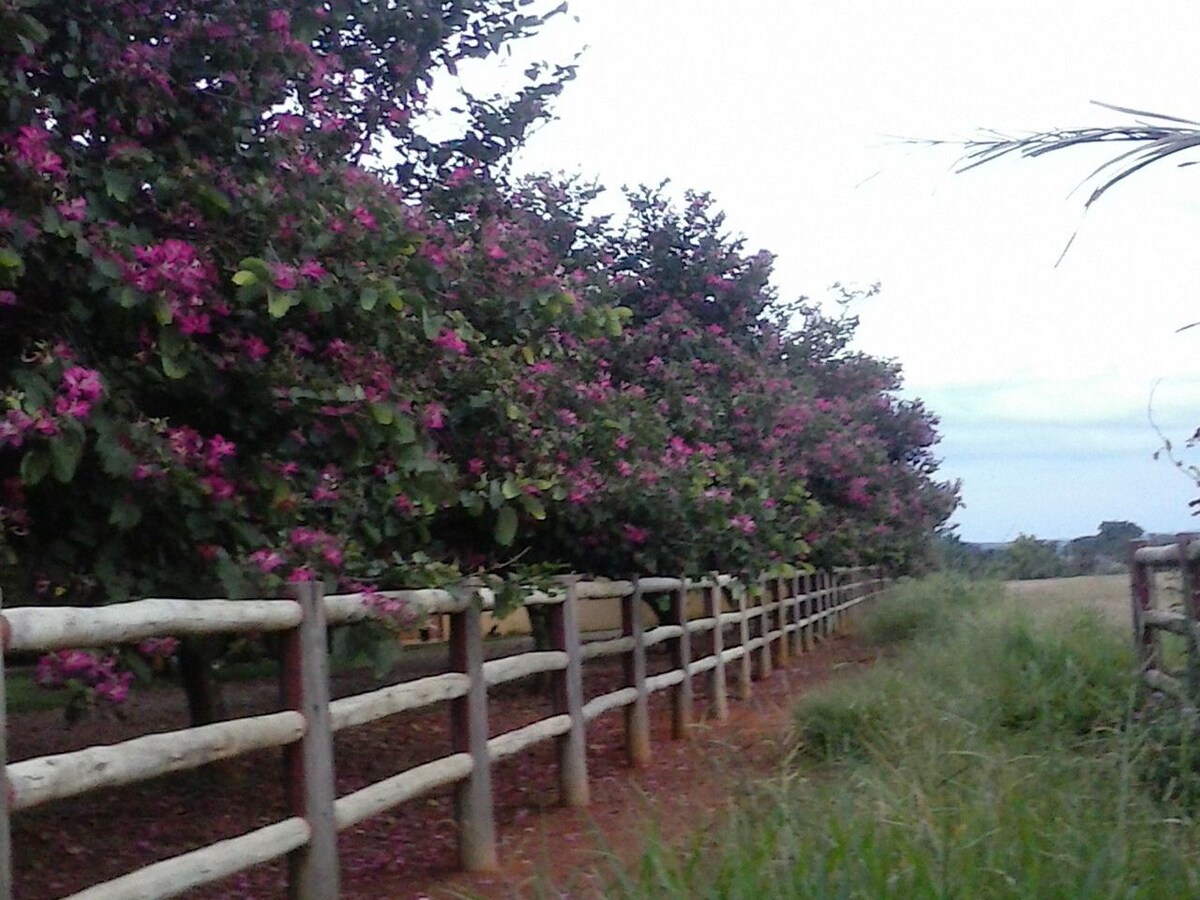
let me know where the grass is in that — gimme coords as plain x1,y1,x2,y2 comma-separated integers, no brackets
600,574,1200,898
6,671,73,713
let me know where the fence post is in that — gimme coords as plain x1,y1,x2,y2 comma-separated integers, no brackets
707,573,728,721
0,588,10,900
550,578,589,806
756,577,772,680
623,578,651,766
282,580,340,900
798,573,812,652
1129,539,1155,674
670,582,693,739
820,571,832,640
1179,534,1200,700
811,573,823,643
835,571,845,632
735,579,752,700
790,573,803,657
448,587,497,870
774,576,790,668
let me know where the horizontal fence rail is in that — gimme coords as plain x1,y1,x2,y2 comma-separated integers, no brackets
0,564,889,899
1130,535,1200,714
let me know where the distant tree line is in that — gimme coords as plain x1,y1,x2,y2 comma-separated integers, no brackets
935,521,1162,580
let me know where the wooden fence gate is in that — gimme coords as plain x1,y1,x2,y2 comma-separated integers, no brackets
1130,535,1200,715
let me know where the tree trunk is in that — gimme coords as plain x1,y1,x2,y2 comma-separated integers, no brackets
526,605,555,695
178,636,228,727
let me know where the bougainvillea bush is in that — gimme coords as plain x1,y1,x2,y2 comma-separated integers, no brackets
0,0,957,648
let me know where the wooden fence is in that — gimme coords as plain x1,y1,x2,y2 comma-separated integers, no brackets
1130,535,1200,714
0,565,887,899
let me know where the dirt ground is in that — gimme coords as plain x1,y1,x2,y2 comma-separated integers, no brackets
9,628,877,900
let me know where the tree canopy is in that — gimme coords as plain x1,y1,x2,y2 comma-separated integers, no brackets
0,1,958,610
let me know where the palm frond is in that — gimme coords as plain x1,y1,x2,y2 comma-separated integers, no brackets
938,100,1200,209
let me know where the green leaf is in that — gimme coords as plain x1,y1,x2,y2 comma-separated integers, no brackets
15,13,49,46
494,506,518,547
123,653,153,685
521,345,536,365
19,451,50,486
520,494,546,521
500,478,520,500
153,300,174,325
369,402,394,425
421,308,444,341
195,184,231,216
267,289,299,319
393,416,417,444
369,638,403,680
103,169,134,203
108,496,142,530
215,554,252,599
49,432,84,482
238,257,271,279
161,353,189,379
0,247,23,272
231,269,258,286
359,287,379,311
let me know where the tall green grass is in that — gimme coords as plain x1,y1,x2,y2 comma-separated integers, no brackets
602,575,1200,899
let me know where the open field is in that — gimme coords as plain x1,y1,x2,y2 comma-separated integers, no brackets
1004,573,1131,625
604,576,1200,899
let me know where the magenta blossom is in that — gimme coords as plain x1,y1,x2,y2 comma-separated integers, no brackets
432,329,469,355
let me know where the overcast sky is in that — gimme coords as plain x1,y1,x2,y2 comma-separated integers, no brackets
447,0,1200,542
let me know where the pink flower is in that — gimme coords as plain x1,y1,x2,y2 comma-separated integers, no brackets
729,514,757,535
298,259,327,280
273,114,306,135
267,9,290,33
13,125,66,178
206,434,237,466
200,475,237,500
622,524,649,545
137,637,179,660
468,458,485,475
249,549,285,573
62,367,103,402
352,206,377,230
93,671,133,705
177,311,212,335
0,291,16,307
271,263,299,290
420,402,447,430
446,166,473,188
57,197,87,222
432,329,469,355
242,335,270,361
53,396,91,418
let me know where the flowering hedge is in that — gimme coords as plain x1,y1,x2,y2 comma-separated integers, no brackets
0,1,957,623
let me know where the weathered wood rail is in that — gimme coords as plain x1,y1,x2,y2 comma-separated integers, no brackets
0,564,887,899
1130,535,1200,714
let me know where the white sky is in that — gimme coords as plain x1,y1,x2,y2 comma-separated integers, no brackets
443,0,1200,542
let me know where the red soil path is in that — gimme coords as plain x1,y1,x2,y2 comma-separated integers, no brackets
10,632,875,899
